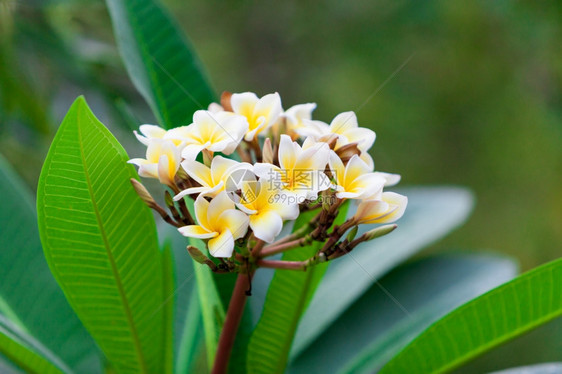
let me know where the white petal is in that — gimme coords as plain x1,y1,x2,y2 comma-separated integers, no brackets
330,111,358,133
181,160,213,187
254,92,283,127
181,143,207,161
137,163,158,179
231,92,259,116
360,152,375,171
278,134,298,170
373,172,401,187
344,127,376,152
194,195,211,230
344,154,372,184
173,187,207,201
208,102,224,113
355,199,389,223
217,209,249,240
207,191,235,224
140,124,167,139
177,225,217,239
249,211,283,243
157,154,173,186
208,230,235,258
329,152,345,186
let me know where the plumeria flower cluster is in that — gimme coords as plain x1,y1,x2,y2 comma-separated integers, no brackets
129,91,407,273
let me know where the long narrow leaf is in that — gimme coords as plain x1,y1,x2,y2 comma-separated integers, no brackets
105,0,216,129
37,96,165,373
0,315,70,374
380,257,562,374
162,244,175,374
288,254,517,374
247,204,349,374
192,253,225,369
0,156,100,372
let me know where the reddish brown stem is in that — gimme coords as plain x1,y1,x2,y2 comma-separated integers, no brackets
259,237,309,258
257,259,307,271
211,272,250,374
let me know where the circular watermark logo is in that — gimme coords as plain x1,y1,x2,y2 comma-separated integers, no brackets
224,168,260,204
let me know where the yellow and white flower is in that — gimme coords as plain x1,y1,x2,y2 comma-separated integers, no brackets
283,103,317,133
231,92,283,141
254,135,331,200
165,110,248,160
178,192,249,258
237,179,299,243
329,153,387,199
297,111,376,167
174,156,252,200
128,139,181,187
354,192,408,224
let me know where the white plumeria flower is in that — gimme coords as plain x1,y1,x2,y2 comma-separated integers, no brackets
354,192,408,224
128,139,182,187
298,111,376,153
165,110,248,160
134,124,167,146
329,153,387,199
174,156,252,200
254,135,331,200
236,179,299,243
178,192,249,258
283,103,317,133
231,92,283,141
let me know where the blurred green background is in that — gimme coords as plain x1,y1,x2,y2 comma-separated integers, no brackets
1,0,561,371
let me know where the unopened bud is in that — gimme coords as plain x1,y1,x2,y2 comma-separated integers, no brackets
263,138,274,164
130,179,156,208
187,245,217,270
336,143,361,164
220,91,233,111
202,149,213,167
346,226,359,242
365,224,397,241
174,166,190,188
164,190,174,208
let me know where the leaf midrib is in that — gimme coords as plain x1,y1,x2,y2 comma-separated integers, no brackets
77,103,147,373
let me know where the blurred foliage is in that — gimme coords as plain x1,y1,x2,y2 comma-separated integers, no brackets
0,0,560,370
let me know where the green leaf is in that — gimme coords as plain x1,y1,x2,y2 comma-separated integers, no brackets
161,244,175,374
288,254,517,374
105,0,216,129
176,291,203,374
37,96,165,373
292,187,474,357
247,203,350,374
191,251,225,369
490,363,562,374
0,315,70,374
0,155,100,372
380,257,562,374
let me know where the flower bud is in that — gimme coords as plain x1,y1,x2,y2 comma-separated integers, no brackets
174,166,190,189
364,224,397,241
130,179,157,209
346,226,359,242
187,245,217,270
336,143,361,164
263,138,274,164
220,91,233,111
